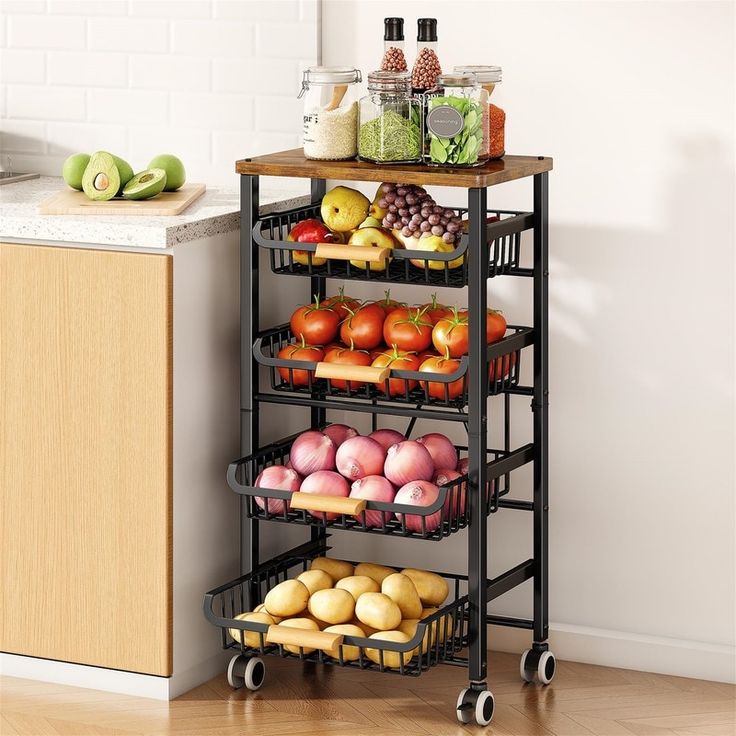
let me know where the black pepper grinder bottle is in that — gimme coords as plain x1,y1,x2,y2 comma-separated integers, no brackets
381,18,407,72
411,18,442,92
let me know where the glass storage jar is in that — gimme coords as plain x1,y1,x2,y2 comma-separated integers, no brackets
424,73,488,167
358,71,422,164
299,66,362,161
454,65,504,159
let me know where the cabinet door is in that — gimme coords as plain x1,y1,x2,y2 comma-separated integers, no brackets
0,243,172,676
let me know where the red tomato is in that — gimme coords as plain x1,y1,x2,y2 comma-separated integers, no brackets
420,294,455,324
489,351,517,382
372,289,406,317
290,295,340,345
371,345,421,396
383,307,434,353
322,344,372,390
431,308,469,358
339,302,385,350
323,287,360,320
276,339,324,386
459,308,507,344
419,350,465,400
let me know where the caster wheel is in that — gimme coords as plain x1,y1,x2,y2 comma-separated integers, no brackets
227,654,246,689
456,687,495,726
520,647,556,685
227,655,266,691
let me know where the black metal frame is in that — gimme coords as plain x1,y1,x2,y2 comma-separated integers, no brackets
233,166,550,691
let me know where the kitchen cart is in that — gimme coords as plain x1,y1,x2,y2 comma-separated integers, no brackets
204,150,554,726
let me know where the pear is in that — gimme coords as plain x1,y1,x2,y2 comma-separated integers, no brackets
321,186,370,232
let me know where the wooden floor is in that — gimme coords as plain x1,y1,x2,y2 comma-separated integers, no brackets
1,652,734,736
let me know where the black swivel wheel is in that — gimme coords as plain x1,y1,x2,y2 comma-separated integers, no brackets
227,654,266,691
456,687,495,726
520,647,556,685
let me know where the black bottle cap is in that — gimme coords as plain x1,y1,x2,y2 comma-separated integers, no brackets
384,17,404,42
417,18,437,42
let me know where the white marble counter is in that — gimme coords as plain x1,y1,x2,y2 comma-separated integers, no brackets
0,176,309,249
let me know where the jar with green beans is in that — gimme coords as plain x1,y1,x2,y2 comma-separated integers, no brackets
424,73,488,167
358,71,422,164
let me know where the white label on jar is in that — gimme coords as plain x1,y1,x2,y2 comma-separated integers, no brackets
303,113,318,145
427,105,464,138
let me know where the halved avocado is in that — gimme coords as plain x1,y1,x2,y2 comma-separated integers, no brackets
122,169,167,201
111,155,134,195
81,151,120,202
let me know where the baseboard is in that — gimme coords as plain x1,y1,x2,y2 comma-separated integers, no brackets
487,622,736,684
168,651,231,698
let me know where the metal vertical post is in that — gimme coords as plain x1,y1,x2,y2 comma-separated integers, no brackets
532,172,549,644
467,186,488,683
241,173,260,577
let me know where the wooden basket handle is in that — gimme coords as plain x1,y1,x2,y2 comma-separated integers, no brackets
314,243,390,264
315,362,389,384
290,492,367,516
266,624,345,650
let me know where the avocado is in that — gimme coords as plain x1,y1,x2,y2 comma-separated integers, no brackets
122,168,167,201
111,155,134,195
81,151,120,201
148,154,185,191
62,153,90,190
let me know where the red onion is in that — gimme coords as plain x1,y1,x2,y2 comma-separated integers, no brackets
417,433,458,471
383,440,434,486
457,456,468,475
434,468,466,515
369,428,406,451
299,470,350,521
254,465,301,515
336,436,386,480
323,423,359,447
289,430,336,476
349,475,395,527
394,480,441,532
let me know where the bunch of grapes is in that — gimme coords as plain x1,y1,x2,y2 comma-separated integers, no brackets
378,183,464,245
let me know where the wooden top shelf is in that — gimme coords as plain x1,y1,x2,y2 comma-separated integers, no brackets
235,149,552,188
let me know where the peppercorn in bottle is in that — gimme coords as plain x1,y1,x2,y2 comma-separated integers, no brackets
411,18,442,93
381,17,407,72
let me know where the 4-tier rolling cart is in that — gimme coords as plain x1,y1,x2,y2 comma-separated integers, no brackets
204,150,555,726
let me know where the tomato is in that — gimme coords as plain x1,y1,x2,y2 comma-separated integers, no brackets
420,293,454,324
339,302,385,350
419,349,465,400
371,345,421,396
372,289,406,317
432,308,469,358
290,295,340,345
459,308,507,344
323,287,360,320
383,307,434,353
322,343,372,390
276,339,324,386
489,351,517,382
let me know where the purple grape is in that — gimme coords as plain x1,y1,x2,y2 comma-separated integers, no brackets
398,208,408,217
385,192,396,203
443,209,455,218
382,217,391,228
408,205,419,215
433,205,443,214
408,222,419,232
405,194,416,205
420,208,432,218
443,232,454,244
396,187,408,196
415,187,426,195
428,214,440,225
378,198,388,209
440,217,448,226
412,231,421,238
420,231,432,239
431,225,444,236
419,220,432,232
401,226,412,237
388,204,397,213
394,196,406,208
401,215,410,225
381,183,394,193
447,221,460,233
386,212,397,224
411,213,422,224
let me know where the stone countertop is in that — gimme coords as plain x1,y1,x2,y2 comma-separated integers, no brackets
0,176,310,249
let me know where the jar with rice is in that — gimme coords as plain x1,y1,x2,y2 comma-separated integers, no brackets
454,65,505,159
299,66,362,160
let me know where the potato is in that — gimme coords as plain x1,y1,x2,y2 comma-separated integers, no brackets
401,568,449,606
350,617,379,636
263,579,309,617
322,623,365,661
336,575,380,601
382,573,422,619
397,618,429,655
421,607,453,643
354,562,396,585
254,603,282,623
310,557,355,583
297,569,333,595
308,588,355,625
355,592,401,631
277,617,320,654
365,630,414,668
227,611,274,648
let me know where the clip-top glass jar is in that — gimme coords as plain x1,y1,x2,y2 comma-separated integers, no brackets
424,73,488,167
358,71,422,164
299,66,362,161
454,65,504,159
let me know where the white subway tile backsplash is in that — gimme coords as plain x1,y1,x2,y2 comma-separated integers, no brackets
254,95,301,133
213,57,298,95
0,50,45,84
214,0,298,22
88,17,170,54
0,119,46,154
127,125,211,162
47,0,128,15
299,0,317,22
7,15,86,50
87,88,168,124
130,55,210,92
170,91,253,130
213,129,299,163
47,121,128,157
255,21,317,58
172,20,254,58
0,1,47,13
47,52,128,88
8,85,86,121
129,0,211,18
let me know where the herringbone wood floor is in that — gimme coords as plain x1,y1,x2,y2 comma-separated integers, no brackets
1,652,734,735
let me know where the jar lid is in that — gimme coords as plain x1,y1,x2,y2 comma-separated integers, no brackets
453,65,502,84
384,17,404,42
436,73,477,88
417,18,437,42
300,66,362,87
367,69,412,92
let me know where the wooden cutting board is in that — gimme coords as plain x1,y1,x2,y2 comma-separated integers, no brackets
38,183,206,216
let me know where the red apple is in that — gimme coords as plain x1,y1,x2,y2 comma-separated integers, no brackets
287,219,336,266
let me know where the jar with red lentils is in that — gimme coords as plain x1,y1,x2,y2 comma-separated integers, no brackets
454,65,505,159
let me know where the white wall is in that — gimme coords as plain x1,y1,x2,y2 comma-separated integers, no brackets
0,0,318,187
322,0,736,682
